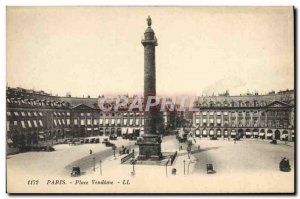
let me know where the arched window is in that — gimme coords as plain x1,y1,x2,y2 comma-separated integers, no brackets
223,101,228,107
231,101,235,107
245,101,250,107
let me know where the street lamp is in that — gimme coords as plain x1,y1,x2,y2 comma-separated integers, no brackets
99,159,102,176
93,156,96,172
130,157,137,176
166,158,171,177
183,160,186,175
112,145,117,159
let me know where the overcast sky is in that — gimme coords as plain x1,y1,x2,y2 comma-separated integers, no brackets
7,7,294,97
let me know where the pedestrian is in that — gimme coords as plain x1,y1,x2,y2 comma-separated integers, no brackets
90,149,92,155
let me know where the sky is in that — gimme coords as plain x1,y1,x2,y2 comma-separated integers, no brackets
6,7,294,98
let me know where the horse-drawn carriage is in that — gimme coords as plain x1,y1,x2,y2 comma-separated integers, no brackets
206,164,216,174
70,166,81,177
279,157,291,172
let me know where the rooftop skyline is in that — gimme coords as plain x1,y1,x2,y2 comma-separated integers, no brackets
7,7,294,98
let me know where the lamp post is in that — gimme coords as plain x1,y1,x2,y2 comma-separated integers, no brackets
166,159,170,177
112,145,117,159
131,157,137,176
183,160,186,175
93,156,95,172
99,160,102,176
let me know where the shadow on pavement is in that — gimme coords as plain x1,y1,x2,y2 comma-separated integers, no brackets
177,146,221,156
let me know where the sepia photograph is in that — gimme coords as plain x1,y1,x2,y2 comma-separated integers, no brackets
5,6,295,194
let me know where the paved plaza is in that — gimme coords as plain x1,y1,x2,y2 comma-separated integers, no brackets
7,135,294,193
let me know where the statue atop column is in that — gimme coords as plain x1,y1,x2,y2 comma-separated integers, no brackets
147,16,152,27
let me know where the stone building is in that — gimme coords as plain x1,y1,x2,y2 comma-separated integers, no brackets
6,87,178,152
192,90,295,141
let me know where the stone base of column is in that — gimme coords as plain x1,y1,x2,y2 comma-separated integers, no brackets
137,134,162,160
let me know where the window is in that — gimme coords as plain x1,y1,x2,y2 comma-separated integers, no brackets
224,111,228,116
58,119,62,125
202,112,207,116
209,112,214,116
39,112,43,116
111,119,115,125
129,119,133,126
6,121,10,132
87,119,91,125
67,112,70,116
27,120,32,128
123,118,128,125
33,112,38,116
80,113,84,116
94,119,97,125
87,113,91,116
135,119,139,126
217,112,221,116
58,112,61,116
117,118,121,125
81,119,85,125
195,119,200,124
54,119,57,126
74,119,78,125
223,119,228,126
141,119,144,125
14,121,18,126
14,112,19,116
62,119,65,125
39,120,43,127
33,120,38,127
28,112,32,117
67,119,70,125
99,119,103,125
21,121,26,128
6,112,11,116
105,119,109,125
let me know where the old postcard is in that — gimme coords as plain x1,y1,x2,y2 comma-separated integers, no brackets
6,6,295,194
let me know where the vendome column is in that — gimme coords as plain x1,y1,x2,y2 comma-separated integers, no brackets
138,16,162,160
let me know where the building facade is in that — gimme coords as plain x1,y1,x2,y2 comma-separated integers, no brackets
192,90,295,141
6,87,178,151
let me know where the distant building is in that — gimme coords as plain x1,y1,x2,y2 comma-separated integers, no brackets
192,91,294,141
6,87,179,152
